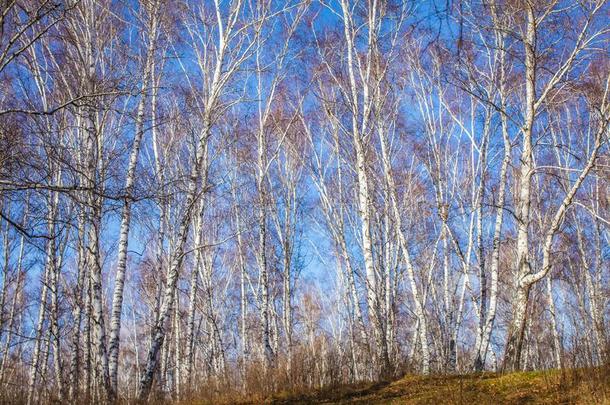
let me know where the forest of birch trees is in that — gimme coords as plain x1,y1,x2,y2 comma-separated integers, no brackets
0,0,608,402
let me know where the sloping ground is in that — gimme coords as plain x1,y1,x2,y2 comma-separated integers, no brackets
263,369,610,404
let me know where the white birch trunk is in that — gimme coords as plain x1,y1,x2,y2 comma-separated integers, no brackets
108,2,159,393
503,4,537,371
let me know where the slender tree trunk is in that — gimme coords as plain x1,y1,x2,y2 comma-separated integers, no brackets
503,4,536,372
173,288,181,399
256,118,274,367
88,197,112,398
69,210,88,400
84,274,93,400
186,198,205,389
233,184,248,386
48,188,64,401
473,119,490,373
546,275,562,368
282,236,293,379
108,3,159,393
0,208,10,353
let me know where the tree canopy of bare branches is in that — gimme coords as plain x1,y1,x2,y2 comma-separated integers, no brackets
0,0,608,402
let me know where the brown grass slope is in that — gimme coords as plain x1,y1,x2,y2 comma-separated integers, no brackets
250,368,610,404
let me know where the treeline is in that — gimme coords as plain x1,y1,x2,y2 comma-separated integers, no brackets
0,0,608,402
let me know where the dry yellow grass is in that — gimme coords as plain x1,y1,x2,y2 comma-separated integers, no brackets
253,368,610,404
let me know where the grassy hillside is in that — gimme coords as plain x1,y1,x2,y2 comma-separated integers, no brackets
255,368,610,404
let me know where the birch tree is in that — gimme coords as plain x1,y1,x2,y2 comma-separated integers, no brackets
137,0,257,397
501,0,609,371
108,0,161,395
